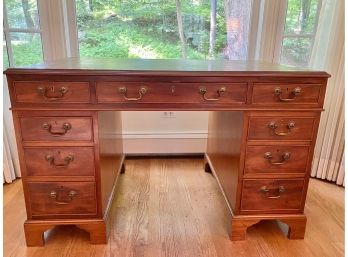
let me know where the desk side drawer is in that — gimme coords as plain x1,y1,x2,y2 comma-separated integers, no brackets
13,81,91,103
24,147,95,177
96,82,247,104
20,116,93,142
244,145,310,174
252,83,322,105
28,182,97,216
240,179,304,213
248,117,315,140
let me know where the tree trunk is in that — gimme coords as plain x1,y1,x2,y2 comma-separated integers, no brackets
175,0,187,58
208,0,217,59
300,0,312,32
89,0,94,12
223,0,251,60
21,0,35,28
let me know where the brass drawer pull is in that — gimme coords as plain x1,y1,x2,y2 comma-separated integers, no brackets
45,154,74,167
260,186,285,199
41,122,72,136
268,121,295,136
199,87,226,101
119,87,147,101
50,190,78,205
37,86,68,101
274,87,301,102
264,152,290,165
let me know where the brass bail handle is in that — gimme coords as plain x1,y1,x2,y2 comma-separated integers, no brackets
37,86,68,101
264,151,291,165
260,185,285,199
41,122,72,136
268,121,295,136
119,87,147,101
45,154,74,167
274,87,301,102
50,190,78,205
199,87,226,101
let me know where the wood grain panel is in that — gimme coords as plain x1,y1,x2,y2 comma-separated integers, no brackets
97,111,124,216
240,179,304,213
252,83,322,105
244,145,310,174
96,82,247,104
13,81,91,103
206,111,245,212
248,116,315,140
27,182,97,216
20,116,93,141
24,147,95,177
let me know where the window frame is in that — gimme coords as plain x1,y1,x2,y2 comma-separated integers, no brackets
3,0,44,66
278,0,323,66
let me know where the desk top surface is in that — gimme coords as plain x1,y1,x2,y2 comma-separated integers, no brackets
4,58,330,77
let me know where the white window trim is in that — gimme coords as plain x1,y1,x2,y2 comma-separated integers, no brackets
278,0,323,65
247,0,288,63
3,0,43,66
3,0,78,66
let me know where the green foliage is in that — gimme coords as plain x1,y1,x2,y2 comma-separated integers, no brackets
285,0,319,34
76,0,228,60
12,37,43,66
281,0,318,66
282,37,311,66
4,0,320,68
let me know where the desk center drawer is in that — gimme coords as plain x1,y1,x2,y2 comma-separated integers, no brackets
19,116,93,142
24,147,95,177
96,82,247,104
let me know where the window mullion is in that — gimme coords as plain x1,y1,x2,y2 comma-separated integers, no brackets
3,1,15,66
310,0,323,51
7,28,42,33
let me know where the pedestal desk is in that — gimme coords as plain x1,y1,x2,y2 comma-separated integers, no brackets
4,58,330,246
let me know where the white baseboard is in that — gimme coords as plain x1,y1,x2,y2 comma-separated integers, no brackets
123,138,207,154
100,132,208,154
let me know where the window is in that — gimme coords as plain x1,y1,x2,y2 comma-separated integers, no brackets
280,0,322,67
75,0,252,60
3,0,44,67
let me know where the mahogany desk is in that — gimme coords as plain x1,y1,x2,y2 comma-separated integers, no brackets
4,58,330,246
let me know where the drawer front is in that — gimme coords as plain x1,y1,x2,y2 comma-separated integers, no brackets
28,182,97,216
13,81,91,103
252,83,322,105
24,147,95,177
20,116,93,141
244,145,310,174
96,82,247,104
248,117,315,140
240,179,304,212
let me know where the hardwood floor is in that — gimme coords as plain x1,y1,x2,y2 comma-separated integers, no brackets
4,158,344,257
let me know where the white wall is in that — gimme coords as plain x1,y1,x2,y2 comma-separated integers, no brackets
122,111,209,154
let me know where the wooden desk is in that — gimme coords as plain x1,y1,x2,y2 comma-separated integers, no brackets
4,58,330,246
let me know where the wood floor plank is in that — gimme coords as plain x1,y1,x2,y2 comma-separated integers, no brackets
3,158,344,257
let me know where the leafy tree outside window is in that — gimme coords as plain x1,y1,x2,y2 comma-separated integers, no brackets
3,0,44,67
75,0,252,60
280,0,322,67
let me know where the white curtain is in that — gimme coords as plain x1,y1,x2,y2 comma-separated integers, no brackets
309,0,345,186
3,77,21,183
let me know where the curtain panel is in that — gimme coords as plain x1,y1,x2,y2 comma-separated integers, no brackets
3,78,21,183
309,0,345,186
